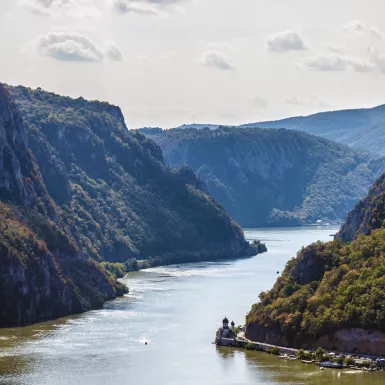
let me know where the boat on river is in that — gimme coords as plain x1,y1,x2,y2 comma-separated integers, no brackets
319,361,343,369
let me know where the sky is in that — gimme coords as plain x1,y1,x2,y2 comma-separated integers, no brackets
1,0,385,128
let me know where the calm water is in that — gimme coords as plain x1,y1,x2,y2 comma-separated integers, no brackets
1,227,384,385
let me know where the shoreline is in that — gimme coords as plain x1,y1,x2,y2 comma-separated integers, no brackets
1,244,267,330
114,240,267,276
215,332,385,372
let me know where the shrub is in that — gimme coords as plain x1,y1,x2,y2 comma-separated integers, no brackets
345,357,355,366
271,346,281,355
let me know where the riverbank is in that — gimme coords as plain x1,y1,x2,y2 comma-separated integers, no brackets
104,240,267,279
215,331,385,373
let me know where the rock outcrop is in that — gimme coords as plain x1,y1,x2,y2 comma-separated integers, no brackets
336,174,385,242
246,323,385,356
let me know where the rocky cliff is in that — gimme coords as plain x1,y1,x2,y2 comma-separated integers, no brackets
245,172,385,355
1,84,259,326
0,84,125,327
142,127,384,227
8,85,255,264
336,174,385,242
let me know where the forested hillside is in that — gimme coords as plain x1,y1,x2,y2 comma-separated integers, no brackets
245,173,385,355
0,84,258,327
143,127,384,227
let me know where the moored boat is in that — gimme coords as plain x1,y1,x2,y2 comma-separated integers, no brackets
319,361,343,369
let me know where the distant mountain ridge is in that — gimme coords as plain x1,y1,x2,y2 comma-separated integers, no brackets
170,104,385,156
140,126,385,227
176,124,221,130
243,104,385,156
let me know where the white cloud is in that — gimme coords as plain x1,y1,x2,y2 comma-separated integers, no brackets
369,49,385,74
205,41,235,51
19,0,102,18
32,32,123,62
104,41,124,61
304,54,348,71
328,44,344,53
199,51,235,71
303,53,375,73
267,31,307,52
113,0,159,15
286,95,327,108
112,0,187,16
348,57,375,73
374,55,385,73
251,97,268,107
345,21,385,40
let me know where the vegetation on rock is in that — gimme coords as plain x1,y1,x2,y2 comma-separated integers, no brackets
337,174,385,242
1,84,259,326
246,173,385,346
8,85,254,264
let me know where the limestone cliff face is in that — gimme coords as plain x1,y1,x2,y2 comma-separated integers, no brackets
8,85,256,264
0,220,82,327
143,127,384,227
315,329,385,356
0,85,36,204
336,174,385,242
245,323,290,347
245,323,385,355
0,84,123,327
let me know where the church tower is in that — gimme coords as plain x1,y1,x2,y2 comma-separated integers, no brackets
222,317,229,330
231,321,235,333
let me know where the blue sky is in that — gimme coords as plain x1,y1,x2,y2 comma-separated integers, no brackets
1,0,385,128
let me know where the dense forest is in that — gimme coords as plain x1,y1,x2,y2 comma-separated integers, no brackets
142,127,384,227
245,173,385,353
0,84,260,327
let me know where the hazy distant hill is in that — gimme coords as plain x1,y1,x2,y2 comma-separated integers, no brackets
176,124,221,130
141,126,385,227
242,104,385,156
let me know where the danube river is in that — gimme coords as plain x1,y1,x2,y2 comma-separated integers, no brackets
1,227,384,385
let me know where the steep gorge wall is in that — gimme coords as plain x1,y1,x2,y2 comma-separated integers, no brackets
147,127,384,227
0,84,125,327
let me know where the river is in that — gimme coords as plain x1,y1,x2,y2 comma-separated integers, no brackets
1,227,384,385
